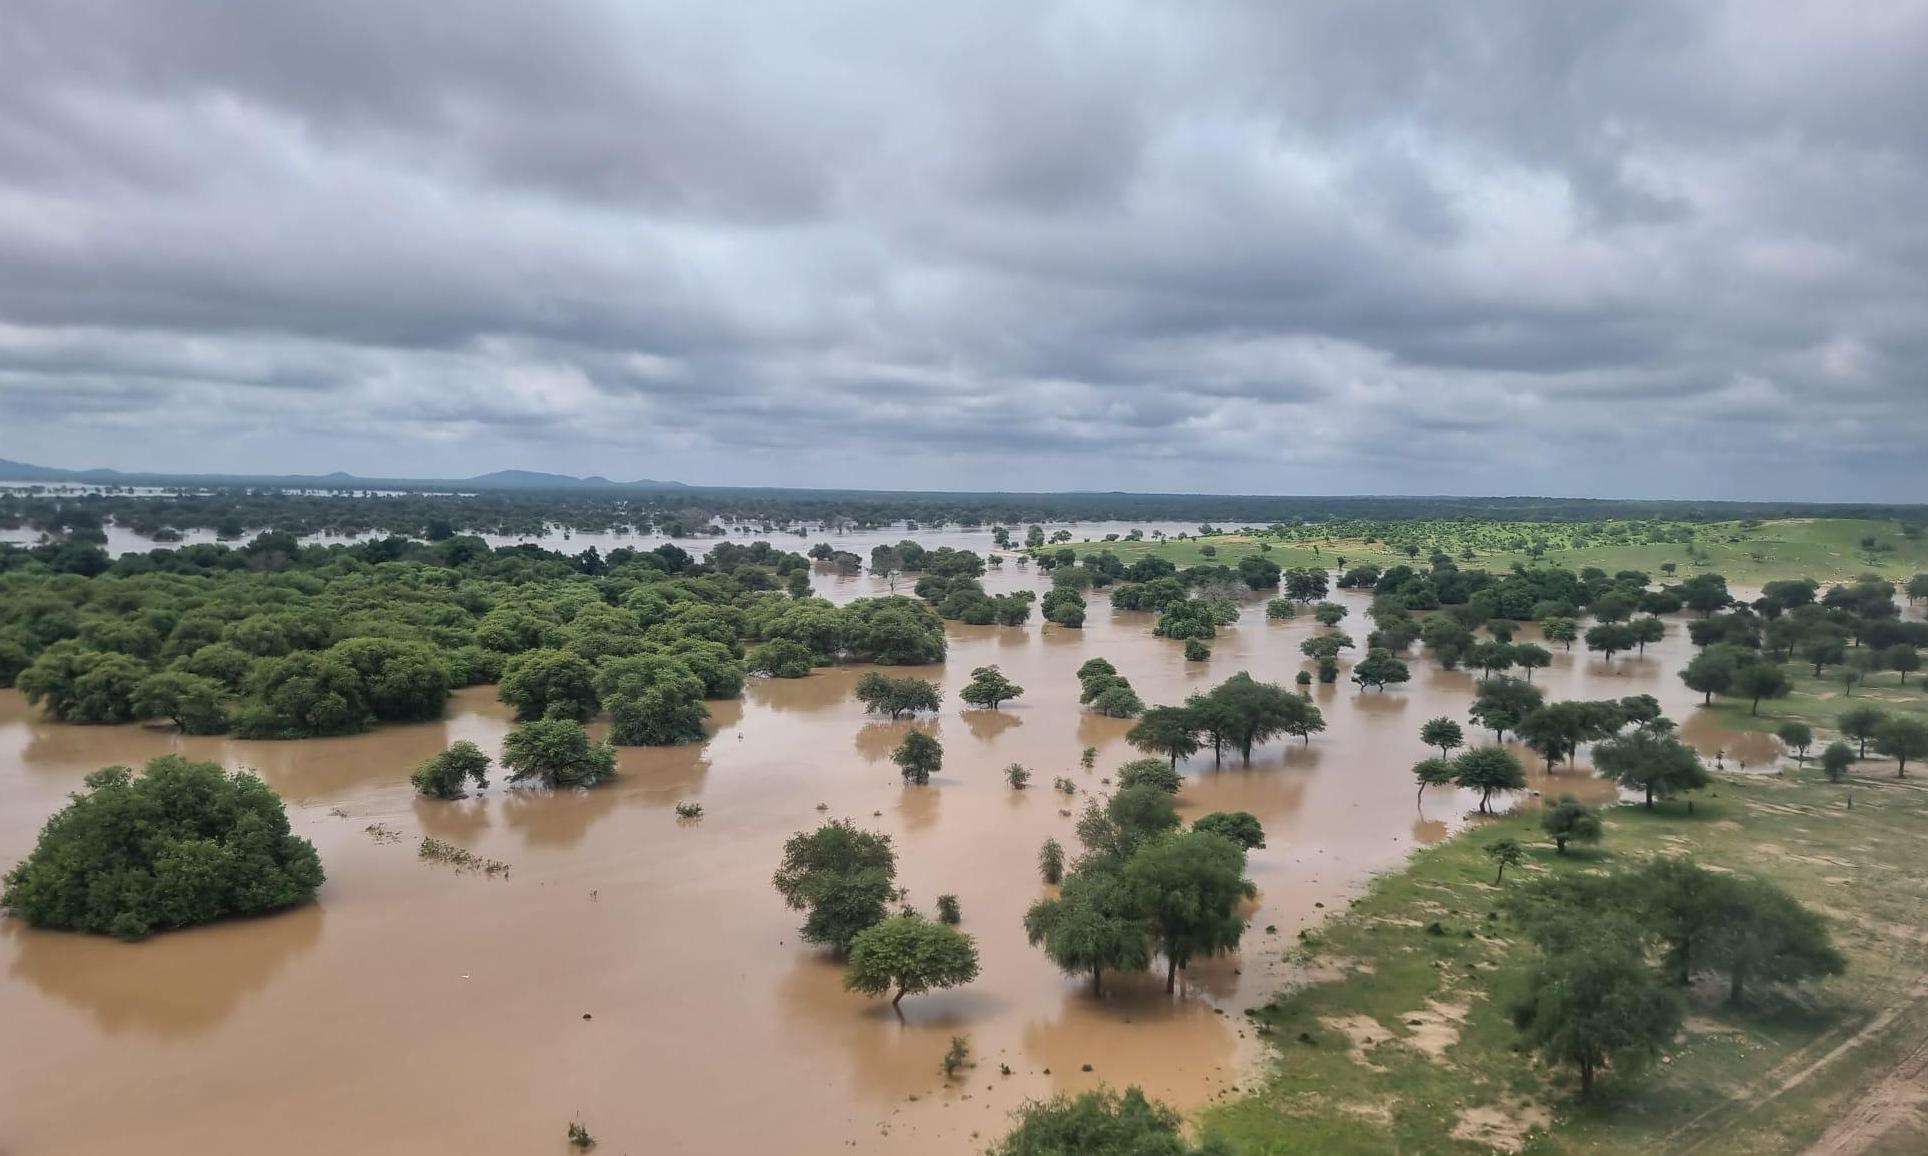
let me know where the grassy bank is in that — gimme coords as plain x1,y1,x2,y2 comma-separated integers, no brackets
1704,660,1927,740
1045,518,1928,586
1202,768,1928,1154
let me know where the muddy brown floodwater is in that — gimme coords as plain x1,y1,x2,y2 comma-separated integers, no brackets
0,572,1762,1155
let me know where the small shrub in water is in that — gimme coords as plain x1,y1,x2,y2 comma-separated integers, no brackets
942,1035,971,1079
567,1120,595,1149
1005,763,1031,789
936,893,962,924
674,801,703,819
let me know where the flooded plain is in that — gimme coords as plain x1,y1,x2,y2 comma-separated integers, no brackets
0,569,1761,1154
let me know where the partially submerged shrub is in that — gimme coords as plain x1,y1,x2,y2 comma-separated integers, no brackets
1,756,323,939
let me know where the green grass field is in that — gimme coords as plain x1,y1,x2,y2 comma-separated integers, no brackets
1047,517,1928,587
1199,764,1928,1155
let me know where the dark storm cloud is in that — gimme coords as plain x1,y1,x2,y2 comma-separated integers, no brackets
0,0,1924,499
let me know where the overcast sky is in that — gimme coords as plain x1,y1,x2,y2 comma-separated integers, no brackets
2,2,1924,500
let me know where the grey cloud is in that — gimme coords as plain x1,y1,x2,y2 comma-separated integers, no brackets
0,1,1925,499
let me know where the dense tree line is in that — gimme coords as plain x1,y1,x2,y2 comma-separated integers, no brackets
2,532,945,743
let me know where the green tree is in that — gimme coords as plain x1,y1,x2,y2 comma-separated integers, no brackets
1452,747,1527,814
961,665,1024,709
1116,758,1182,793
1412,756,1457,806
1837,705,1887,758
1584,622,1637,665
1514,642,1553,681
497,648,599,722
1679,646,1739,704
1419,716,1464,758
1886,644,1920,685
597,654,709,745
1592,728,1708,809
773,820,898,952
1192,811,1265,849
1775,721,1814,764
1820,741,1855,782
1733,661,1790,716
855,672,942,719
1122,831,1254,992
1512,925,1683,1097
130,671,230,734
1873,716,1928,777
17,643,148,723
1038,838,1065,885
1,756,323,939
1091,683,1146,719
500,718,618,788
1350,647,1410,692
892,729,943,785
1486,837,1526,882
1127,706,1202,768
1703,876,1845,1003
990,1087,1215,1156
843,913,980,1009
1470,677,1543,742
238,650,370,738
1541,795,1603,854
1023,868,1149,996
411,740,492,799
1541,617,1579,650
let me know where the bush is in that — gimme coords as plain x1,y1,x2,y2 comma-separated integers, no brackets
991,1086,1215,1155
411,740,493,798
501,718,618,788
2,756,324,939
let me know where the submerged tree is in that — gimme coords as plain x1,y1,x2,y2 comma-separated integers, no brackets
960,665,1024,710
773,819,898,952
1,756,324,940
990,1087,1215,1155
844,913,980,1009
892,729,944,785
1122,830,1255,992
501,718,618,788
1023,869,1149,996
411,740,493,799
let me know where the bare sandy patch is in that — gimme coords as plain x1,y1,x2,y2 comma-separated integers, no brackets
1451,1097,1553,1153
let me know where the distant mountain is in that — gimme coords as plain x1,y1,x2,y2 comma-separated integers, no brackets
0,458,685,492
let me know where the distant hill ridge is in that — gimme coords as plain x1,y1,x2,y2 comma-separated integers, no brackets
0,458,683,492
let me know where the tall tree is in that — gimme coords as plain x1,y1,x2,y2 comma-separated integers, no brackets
1121,831,1255,992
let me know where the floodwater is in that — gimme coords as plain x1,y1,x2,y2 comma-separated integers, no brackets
0,517,1209,561
0,571,1758,1155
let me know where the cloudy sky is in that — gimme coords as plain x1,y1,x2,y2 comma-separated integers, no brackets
2,2,1924,500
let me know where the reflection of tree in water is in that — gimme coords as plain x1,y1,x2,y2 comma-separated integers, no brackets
1677,709,1776,766
500,782,621,849
769,952,1002,1104
6,903,323,1037
1411,816,1450,845
961,709,1020,743
412,794,492,843
896,780,943,833
1075,712,1128,751
1016,975,1239,1097
1350,689,1411,720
